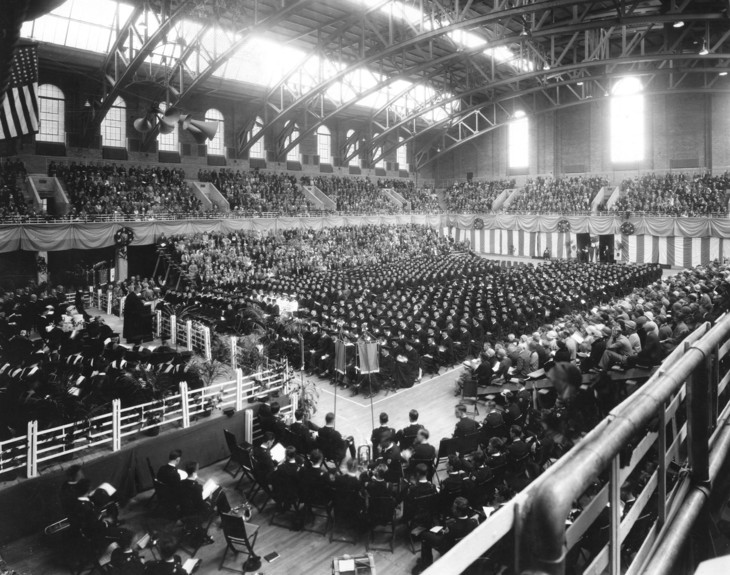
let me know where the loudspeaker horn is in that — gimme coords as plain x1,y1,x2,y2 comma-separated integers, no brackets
158,122,176,135
160,106,181,128
181,116,218,144
133,116,154,133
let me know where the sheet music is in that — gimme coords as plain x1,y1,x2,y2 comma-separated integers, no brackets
182,558,200,574
96,482,116,496
202,478,219,500
270,442,286,464
177,469,189,480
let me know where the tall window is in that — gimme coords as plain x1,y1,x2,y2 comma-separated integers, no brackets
610,77,644,163
286,123,299,161
317,125,331,164
508,110,528,169
397,137,408,171
250,116,264,159
205,108,225,155
373,145,385,169
101,96,126,148
156,102,178,152
37,84,65,143
346,129,359,167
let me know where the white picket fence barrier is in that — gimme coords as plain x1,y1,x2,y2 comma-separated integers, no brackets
0,366,295,479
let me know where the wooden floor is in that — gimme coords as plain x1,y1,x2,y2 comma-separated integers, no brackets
0,321,465,575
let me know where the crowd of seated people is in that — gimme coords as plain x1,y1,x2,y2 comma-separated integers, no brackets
383,179,441,213
0,158,33,220
199,168,311,215
162,224,454,292
155,222,730,393
48,161,203,219
508,175,607,214
610,172,730,216
307,175,401,214
0,281,202,445
444,179,514,213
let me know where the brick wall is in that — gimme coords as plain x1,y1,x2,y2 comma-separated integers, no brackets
431,92,730,183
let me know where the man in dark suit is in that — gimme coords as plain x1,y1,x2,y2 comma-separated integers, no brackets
414,497,479,572
289,409,318,453
453,404,479,438
298,449,332,508
395,409,424,450
333,458,365,520
252,432,278,480
177,461,216,545
157,449,183,487
317,412,356,462
371,412,396,457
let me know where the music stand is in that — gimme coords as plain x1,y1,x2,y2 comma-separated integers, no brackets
356,338,379,430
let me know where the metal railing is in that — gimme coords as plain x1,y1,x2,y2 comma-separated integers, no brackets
423,313,730,575
0,207,444,225
0,366,291,479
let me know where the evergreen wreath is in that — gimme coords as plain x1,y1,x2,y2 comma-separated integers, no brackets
620,221,635,235
473,217,484,229
557,219,571,233
114,226,135,247
115,226,134,259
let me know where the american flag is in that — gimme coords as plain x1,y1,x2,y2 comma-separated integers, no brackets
0,44,39,141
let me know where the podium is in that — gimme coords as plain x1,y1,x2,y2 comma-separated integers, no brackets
332,553,376,575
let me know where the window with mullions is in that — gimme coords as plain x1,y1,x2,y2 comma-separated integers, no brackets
397,137,408,171
37,84,65,143
205,108,225,156
610,77,644,163
508,110,528,169
156,102,178,152
317,125,331,164
250,116,264,159
286,124,300,161
101,96,126,148
346,129,359,167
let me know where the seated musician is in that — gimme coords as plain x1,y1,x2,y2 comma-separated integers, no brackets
144,534,186,575
110,530,145,574
178,461,226,546
60,465,119,524
68,478,130,545
317,412,356,461
413,497,479,573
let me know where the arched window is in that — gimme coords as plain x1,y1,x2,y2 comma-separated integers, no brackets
317,125,331,164
250,116,264,159
156,102,178,152
286,123,299,161
508,110,528,169
101,96,126,148
205,108,225,156
37,84,64,143
346,129,359,167
611,77,644,163
397,137,408,171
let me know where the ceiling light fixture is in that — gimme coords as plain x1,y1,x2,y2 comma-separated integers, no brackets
673,21,684,28
577,81,584,86
700,43,709,56
720,71,728,76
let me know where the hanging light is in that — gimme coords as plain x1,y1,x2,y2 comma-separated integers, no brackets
673,21,684,29
699,41,709,56
720,71,728,76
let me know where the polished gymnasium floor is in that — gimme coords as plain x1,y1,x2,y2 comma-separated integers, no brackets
0,306,465,575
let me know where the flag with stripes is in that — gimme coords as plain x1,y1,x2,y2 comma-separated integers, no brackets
0,44,39,141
